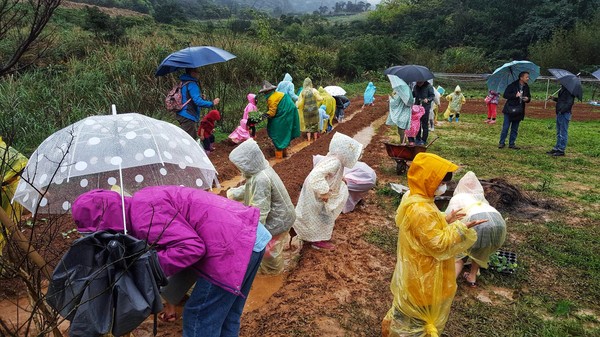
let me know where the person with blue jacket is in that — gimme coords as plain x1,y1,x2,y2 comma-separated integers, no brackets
176,68,220,139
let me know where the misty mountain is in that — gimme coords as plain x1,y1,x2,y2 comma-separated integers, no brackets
214,0,381,14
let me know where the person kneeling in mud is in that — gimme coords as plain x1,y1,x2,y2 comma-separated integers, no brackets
293,132,363,251
228,138,296,274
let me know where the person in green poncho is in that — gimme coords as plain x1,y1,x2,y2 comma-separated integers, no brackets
258,81,301,159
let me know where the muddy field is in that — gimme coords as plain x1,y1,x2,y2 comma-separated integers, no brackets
1,96,598,336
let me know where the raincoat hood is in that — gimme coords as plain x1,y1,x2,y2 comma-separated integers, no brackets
205,109,221,122
247,93,256,105
303,77,314,90
283,73,293,82
229,138,268,177
72,189,132,233
407,153,458,198
328,132,363,169
454,85,461,92
320,104,327,111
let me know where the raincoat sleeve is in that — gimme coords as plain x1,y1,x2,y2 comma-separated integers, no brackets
309,158,342,197
461,94,466,104
405,205,477,261
247,173,272,225
226,185,246,202
313,89,324,104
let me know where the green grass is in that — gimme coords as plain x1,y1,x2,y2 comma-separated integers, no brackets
375,112,600,336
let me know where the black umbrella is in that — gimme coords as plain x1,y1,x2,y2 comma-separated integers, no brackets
548,68,583,100
384,65,434,83
47,231,168,337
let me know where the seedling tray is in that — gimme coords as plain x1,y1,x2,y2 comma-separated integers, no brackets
489,250,517,274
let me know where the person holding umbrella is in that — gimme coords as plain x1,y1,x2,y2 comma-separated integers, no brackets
499,71,531,150
176,68,220,140
546,69,582,157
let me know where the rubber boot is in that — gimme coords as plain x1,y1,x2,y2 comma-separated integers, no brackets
448,117,452,122
455,117,459,122
283,148,289,157
275,150,283,159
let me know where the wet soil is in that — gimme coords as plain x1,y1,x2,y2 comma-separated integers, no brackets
1,97,598,336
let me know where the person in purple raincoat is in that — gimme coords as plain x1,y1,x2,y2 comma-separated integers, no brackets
72,186,271,337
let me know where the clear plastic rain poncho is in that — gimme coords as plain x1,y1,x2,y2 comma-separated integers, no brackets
313,155,377,213
276,73,299,102
383,153,477,337
228,139,296,274
293,133,363,242
445,171,507,268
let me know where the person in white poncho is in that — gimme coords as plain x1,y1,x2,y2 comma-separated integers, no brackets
293,132,363,251
228,139,296,274
446,171,507,287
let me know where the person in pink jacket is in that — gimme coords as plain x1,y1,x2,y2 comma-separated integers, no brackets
229,93,257,143
72,186,271,337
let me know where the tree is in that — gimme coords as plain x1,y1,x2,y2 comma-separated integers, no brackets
0,0,61,76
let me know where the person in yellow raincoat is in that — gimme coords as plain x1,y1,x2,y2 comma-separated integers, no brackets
0,136,28,255
443,85,466,123
296,78,323,141
382,153,485,337
317,86,336,132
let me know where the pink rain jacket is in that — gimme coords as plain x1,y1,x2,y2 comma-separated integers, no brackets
72,186,260,295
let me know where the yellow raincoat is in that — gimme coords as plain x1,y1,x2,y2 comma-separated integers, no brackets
443,86,466,119
1,137,28,255
382,153,477,337
296,78,323,132
317,87,336,131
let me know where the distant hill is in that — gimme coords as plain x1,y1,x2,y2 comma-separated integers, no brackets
60,0,148,16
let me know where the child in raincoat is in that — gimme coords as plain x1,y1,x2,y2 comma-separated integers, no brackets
429,84,441,131
72,187,271,336
227,139,296,274
293,132,363,251
228,93,256,143
446,171,506,287
198,109,221,153
296,77,323,141
382,153,484,337
484,90,500,124
364,82,376,106
405,105,425,145
444,85,466,122
318,104,331,133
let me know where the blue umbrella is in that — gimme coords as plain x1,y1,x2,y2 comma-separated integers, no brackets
384,65,434,83
592,69,600,81
486,60,540,93
155,46,236,77
548,68,583,101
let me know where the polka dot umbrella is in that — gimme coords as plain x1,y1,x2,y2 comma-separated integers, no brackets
12,112,218,220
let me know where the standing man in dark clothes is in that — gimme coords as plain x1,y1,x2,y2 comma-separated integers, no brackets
413,81,435,145
547,85,575,156
176,68,220,140
498,71,530,150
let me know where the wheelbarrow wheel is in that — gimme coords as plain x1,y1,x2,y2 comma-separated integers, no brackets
396,161,408,175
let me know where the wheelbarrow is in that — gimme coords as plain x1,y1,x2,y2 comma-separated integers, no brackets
383,137,439,175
